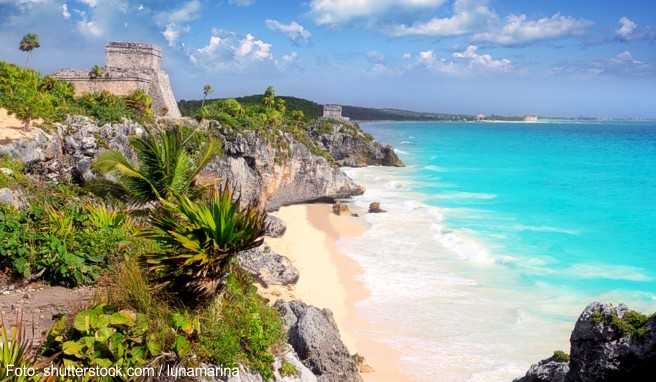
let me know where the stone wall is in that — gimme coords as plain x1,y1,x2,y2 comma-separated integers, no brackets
53,42,181,118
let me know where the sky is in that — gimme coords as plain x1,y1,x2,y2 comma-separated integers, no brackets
1,0,655,118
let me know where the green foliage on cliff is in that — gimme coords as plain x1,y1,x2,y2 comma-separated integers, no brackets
0,60,154,126
552,350,570,362
0,185,135,286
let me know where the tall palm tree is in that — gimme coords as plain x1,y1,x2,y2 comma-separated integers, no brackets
262,86,275,108
201,84,213,107
19,33,40,65
92,126,220,206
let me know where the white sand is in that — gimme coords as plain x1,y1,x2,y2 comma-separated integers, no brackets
266,204,412,382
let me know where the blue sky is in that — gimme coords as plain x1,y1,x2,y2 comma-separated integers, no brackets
1,0,655,118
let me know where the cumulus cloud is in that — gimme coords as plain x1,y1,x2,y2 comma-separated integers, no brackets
453,45,511,71
309,0,447,26
191,29,274,71
616,17,637,40
265,19,311,43
162,23,190,47
389,0,497,37
472,13,590,45
80,0,97,7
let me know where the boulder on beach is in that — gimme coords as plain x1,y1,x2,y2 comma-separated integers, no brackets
368,202,385,213
237,245,299,287
332,202,350,216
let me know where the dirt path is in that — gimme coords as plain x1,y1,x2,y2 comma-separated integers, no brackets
0,283,93,345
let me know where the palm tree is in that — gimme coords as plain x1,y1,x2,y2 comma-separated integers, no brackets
201,84,213,108
92,126,220,206
19,33,40,65
143,184,266,302
262,86,275,108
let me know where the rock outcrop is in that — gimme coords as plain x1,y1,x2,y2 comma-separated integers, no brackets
275,300,363,382
0,187,26,209
265,214,287,238
515,302,656,382
368,202,385,213
202,124,364,210
237,245,300,287
308,120,403,167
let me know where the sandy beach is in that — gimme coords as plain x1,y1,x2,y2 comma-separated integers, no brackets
266,204,412,382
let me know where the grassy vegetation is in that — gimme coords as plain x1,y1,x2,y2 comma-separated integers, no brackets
0,60,154,126
552,350,570,363
591,307,653,338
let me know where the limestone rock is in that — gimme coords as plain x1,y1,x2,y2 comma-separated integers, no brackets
565,302,656,382
0,127,62,164
237,245,299,287
368,202,385,213
308,120,404,167
516,302,656,382
514,355,568,382
265,214,287,238
275,300,363,382
0,187,26,209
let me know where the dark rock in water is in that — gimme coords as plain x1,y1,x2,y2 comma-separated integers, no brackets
308,120,404,167
275,300,363,382
514,355,569,382
332,202,350,215
565,302,656,382
237,245,299,287
264,214,287,238
368,202,385,213
516,302,656,382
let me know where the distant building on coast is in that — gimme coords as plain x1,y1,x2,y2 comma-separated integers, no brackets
524,115,539,122
322,104,349,121
476,113,486,121
53,42,181,118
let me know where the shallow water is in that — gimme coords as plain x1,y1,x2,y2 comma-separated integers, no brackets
340,121,656,382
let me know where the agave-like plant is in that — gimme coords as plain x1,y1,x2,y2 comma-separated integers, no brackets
142,184,266,302
92,126,220,206
0,313,35,382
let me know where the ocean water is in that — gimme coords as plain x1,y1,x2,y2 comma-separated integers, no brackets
340,121,656,382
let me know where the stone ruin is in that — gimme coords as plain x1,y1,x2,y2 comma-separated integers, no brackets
53,42,181,118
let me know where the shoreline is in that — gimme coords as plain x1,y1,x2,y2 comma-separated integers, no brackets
266,204,412,382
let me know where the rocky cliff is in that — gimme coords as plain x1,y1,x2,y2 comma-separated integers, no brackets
0,116,364,210
514,302,655,382
307,119,404,167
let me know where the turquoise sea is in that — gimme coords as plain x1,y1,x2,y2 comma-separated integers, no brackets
340,121,656,382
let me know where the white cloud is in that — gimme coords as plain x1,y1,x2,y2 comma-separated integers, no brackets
389,0,497,37
228,0,254,6
616,17,637,40
265,19,311,43
155,1,201,47
472,13,590,45
79,0,97,7
77,18,102,37
402,53,412,59
162,23,190,47
366,50,385,63
453,45,511,71
197,35,221,55
61,3,70,19
190,29,274,71
309,0,447,26
236,33,272,60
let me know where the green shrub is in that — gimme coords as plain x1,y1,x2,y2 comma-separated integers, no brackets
197,272,284,380
552,350,570,363
0,156,29,189
0,187,133,286
0,314,38,382
42,304,159,374
279,360,298,377
143,184,266,302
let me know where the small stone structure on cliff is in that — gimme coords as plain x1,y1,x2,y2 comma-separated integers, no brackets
322,104,349,121
53,42,181,118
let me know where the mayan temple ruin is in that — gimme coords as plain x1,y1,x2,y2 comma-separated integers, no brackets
54,42,181,118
